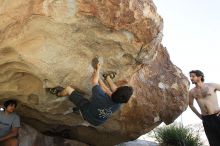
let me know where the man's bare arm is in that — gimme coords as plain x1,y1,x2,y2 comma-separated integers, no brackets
0,128,19,141
106,76,117,92
189,91,202,119
91,63,101,86
211,83,220,91
98,79,112,97
211,83,220,116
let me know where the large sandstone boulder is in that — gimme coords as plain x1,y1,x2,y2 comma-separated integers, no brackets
0,0,189,145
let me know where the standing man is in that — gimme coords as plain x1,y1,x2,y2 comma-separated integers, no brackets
0,99,20,146
189,70,220,146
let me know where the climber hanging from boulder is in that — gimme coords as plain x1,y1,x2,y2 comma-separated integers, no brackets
48,58,133,126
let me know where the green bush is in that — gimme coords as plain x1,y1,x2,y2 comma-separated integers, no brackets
154,125,202,146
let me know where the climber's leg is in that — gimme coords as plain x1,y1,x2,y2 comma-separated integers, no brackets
48,86,89,115
48,86,73,97
58,86,74,97
68,90,90,110
48,86,65,96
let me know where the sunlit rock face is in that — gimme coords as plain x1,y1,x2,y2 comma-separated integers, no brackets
0,0,189,145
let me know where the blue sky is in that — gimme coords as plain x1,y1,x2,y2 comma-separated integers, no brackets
153,0,220,125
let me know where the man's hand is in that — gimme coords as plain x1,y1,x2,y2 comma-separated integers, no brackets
96,63,101,71
0,128,19,141
92,63,101,86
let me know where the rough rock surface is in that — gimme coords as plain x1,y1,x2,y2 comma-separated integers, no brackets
0,0,189,145
19,123,89,146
